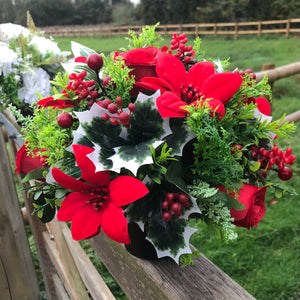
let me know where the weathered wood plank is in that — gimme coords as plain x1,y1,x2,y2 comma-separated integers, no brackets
43,220,90,300
0,127,40,300
90,234,256,300
7,134,69,300
255,62,300,82
60,222,116,300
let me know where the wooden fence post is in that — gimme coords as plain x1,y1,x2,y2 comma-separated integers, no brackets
234,22,238,40
285,20,291,37
257,21,262,38
0,127,40,300
213,23,217,38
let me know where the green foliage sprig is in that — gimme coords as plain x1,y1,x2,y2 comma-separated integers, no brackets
125,22,163,49
184,103,244,191
102,56,135,106
23,107,73,166
188,181,238,241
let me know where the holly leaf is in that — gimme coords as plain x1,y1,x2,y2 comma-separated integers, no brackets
165,159,187,192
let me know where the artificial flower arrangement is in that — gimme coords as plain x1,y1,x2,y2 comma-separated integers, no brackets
0,20,69,116
14,25,297,264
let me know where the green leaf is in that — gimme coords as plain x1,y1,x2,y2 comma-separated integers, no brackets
223,193,245,210
165,160,188,192
21,167,49,183
147,211,186,255
249,161,261,172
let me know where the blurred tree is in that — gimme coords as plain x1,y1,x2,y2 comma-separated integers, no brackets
0,0,16,23
24,0,75,26
73,0,112,24
138,0,169,24
112,2,137,26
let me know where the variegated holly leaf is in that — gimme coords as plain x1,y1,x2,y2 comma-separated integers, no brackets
126,179,201,264
72,91,175,175
165,118,195,156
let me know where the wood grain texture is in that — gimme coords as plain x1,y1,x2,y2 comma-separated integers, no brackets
60,222,116,300
44,221,90,300
90,234,256,300
0,128,40,300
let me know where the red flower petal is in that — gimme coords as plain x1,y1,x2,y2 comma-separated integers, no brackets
52,167,93,191
156,92,187,118
37,98,76,109
37,96,55,106
57,192,89,221
101,199,130,244
75,56,87,63
201,73,243,104
70,204,102,240
255,97,271,116
72,144,111,186
15,144,44,175
199,98,225,120
109,175,149,207
184,61,215,91
137,77,174,93
156,53,186,94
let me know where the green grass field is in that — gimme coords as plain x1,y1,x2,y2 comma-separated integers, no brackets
54,35,300,300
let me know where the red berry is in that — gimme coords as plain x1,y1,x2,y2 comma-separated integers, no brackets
182,201,190,208
110,117,119,126
162,201,169,209
269,158,276,165
57,112,73,129
162,211,172,221
87,53,103,71
278,166,293,181
100,99,111,108
118,112,130,124
171,202,182,214
245,69,253,74
174,210,182,217
107,103,118,114
115,97,123,105
101,113,109,121
178,193,189,203
103,76,111,86
278,161,285,170
128,103,135,112
165,193,175,203
286,148,293,156
231,144,243,155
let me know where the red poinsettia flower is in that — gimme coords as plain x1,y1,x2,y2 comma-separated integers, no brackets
52,144,149,243
37,96,76,109
137,53,243,118
15,143,46,175
217,184,267,229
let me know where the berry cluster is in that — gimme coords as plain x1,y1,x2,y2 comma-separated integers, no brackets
161,192,190,221
98,97,135,128
249,144,295,180
170,33,195,65
67,71,98,104
235,68,257,81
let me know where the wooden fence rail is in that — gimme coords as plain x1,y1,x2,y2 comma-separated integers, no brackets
0,61,299,300
40,18,300,38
